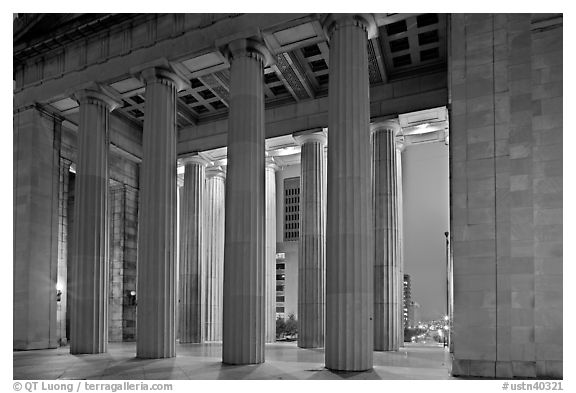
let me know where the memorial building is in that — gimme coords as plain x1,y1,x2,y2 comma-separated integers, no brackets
13,13,562,378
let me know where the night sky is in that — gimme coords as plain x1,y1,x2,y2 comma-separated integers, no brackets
402,141,450,322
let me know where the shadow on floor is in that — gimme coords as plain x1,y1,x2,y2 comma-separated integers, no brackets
13,342,451,380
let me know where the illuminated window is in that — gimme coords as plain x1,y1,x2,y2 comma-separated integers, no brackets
284,177,300,241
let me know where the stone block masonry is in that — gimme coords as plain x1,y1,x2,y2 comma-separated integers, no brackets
13,106,61,350
449,13,562,378
108,180,139,342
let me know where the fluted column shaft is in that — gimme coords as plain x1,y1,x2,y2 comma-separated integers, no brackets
396,145,405,347
222,39,269,364
136,67,187,358
265,159,278,343
295,131,327,349
70,89,117,354
204,168,226,341
325,14,375,371
372,123,401,351
179,157,208,343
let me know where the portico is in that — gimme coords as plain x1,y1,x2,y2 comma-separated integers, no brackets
13,13,563,378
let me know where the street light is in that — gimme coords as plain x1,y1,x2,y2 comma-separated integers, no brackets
444,231,451,350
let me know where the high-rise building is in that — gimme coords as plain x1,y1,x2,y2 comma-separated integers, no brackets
403,274,411,329
275,253,286,319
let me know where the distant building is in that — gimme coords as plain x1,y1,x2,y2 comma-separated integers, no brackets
275,253,286,320
412,301,421,326
403,276,422,329
403,274,411,329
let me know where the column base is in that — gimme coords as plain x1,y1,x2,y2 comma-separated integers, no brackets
325,364,374,372
222,359,265,366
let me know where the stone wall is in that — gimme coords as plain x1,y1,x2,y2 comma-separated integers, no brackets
65,173,75,343
56,157,72,345
56,142,140,343
449,13,562,378
13,106,61,349
108,154,140,342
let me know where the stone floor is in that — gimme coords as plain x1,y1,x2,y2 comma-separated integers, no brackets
13,341,452,380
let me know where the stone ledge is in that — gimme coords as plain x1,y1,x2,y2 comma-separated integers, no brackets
451,358,563,379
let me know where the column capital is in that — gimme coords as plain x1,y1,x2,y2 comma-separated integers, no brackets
131,58,190,92
178,153,211,167
71,82,122,112
206,165,227,179
371,118,402,136
322,13,378,40
265,157,279,172
216,30,274,67
293,128,327,147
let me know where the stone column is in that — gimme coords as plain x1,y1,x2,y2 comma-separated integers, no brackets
324,14,377,371
265,157,278,343
218,37,272,364
294,130,327,349
396,141,405,348
70,86,120,354
133,63,189,358
178,154,208,343
204,166,226,341
176,178,183,339
372,119,402,351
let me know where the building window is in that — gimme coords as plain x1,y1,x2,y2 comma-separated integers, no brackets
284,177,300,241
276,253,286,319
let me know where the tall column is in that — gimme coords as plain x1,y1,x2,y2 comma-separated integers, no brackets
219,36,272,364
178,154,208,343
70,86,120,354
265,157,278,343
324,14,377,371
204,166,226,341
294,130,327,349
134,63,189,358
396,141,405,348
372,120,402,351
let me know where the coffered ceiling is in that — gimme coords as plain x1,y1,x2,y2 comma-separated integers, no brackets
29,13,447,130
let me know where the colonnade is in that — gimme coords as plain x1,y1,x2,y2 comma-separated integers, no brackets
67,13,405,371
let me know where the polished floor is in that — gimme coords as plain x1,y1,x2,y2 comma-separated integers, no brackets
14,341,452,380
